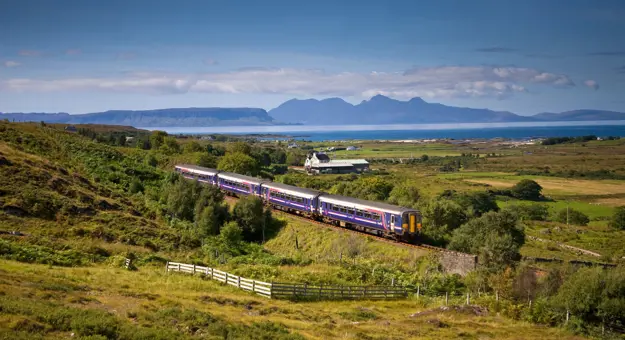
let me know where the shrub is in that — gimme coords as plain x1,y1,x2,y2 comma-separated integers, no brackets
510,179,543,200
554,208,589,226
504,204,549,221
609,206,625,230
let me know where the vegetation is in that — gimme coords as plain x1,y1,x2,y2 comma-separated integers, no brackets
2,121,625,338
609,206,625,230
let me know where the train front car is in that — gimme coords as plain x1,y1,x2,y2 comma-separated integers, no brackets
217,172,268,197
261,182,322,218
318,194,421,241
174,164,219,185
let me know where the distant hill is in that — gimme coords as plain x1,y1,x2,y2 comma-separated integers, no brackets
0,108,276,127
532,109,625,121
269,95,533,125
3,98,625,127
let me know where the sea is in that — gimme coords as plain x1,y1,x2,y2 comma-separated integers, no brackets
144,121,625,142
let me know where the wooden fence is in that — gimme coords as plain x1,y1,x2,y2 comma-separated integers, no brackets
166,262,272,298
166,262,406,300
270,283,406,300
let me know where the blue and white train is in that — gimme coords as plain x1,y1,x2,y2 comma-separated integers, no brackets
175,164,422,239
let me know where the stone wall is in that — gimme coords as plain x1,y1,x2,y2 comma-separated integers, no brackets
438,252,478,276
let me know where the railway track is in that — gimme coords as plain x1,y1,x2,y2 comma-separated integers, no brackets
224,196,474,259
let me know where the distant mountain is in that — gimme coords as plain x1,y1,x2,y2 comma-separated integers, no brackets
269,95,535,125
0,108,276,127
3,98,624,127
532,109,625,121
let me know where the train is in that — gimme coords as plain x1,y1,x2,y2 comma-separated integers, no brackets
175,164,422,240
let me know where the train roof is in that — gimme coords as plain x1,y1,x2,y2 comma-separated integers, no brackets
319,193,418,215
218,171,269,186
263,181,323,199
175,164,219,175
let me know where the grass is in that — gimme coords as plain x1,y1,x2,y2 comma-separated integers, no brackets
0,259,587,340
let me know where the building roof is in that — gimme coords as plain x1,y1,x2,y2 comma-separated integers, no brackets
312,162,354,168
263,181,323,199
333,159,369,165
319,194,418,215
314,152,330,161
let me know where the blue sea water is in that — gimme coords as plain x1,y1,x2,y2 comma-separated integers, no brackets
147,121,625,142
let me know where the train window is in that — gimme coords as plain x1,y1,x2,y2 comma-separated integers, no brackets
339,208,346,213
372,214,380,221
332,205,339,211
390,215,396,224
356,211,363,217
297,197,303,203
348,209,354,215
364,213,371,219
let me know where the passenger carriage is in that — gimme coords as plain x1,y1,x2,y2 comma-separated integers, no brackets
318,194,422,239
217,172,268,197
261,181,322,217
174,164,220,185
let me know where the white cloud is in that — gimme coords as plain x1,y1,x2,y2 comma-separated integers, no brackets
18,50,41,56
0,65,580,99
4,61,20,68
583,79,599,90
203,58,219,65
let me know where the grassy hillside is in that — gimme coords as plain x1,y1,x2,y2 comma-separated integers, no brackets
1,122,617,339
0,259,586,340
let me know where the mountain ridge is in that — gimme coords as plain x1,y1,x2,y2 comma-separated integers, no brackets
3,96,625,126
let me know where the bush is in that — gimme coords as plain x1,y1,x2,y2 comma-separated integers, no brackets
504,204,549,221
609,206,625,230
511,179,543,200
554,208,589,226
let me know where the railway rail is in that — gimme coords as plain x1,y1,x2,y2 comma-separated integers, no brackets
223,195,474,259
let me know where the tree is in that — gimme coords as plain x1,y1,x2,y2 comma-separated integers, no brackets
388,182,421,208
165,178,200,221
183,141,204,153
332,177,394,201
196,153,217,168
196,205,227,237
270,149,287,164
149,131,168,149
217,221,244,255
145,153,158,167
422,200,468,244
160,136,181,154
420,154,429,162
117,134,126,147
448,210,525,272
453,191,499,217
232,196,269,242
503,203,549,221
229,141,252,155
555,208,589,226
511,179,543,200
217,152,259,176
609,206,625,230
286,151,306,166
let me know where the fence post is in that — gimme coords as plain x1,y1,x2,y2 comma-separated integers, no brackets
445,292,448,306
225,272,228,285
165,261,169,273
304,283,308,297
193,264,196,274
529,300,532,309
466,292,470,305
177,263,181,272
210,267,214,280
363,286,367,298
391,277,395,287
237,276,241,288
252,280,256,293
270,282,274,299
566,310,570,324
319,284,322,298
205,267,209,276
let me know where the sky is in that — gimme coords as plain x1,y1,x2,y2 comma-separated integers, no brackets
0,0,624,115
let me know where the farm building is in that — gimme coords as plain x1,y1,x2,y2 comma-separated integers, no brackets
304,152,369,174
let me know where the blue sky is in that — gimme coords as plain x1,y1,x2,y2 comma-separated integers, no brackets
1,0,624,115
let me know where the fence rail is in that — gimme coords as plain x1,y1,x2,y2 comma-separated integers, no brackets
166,262,406,300
166,262,272,298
